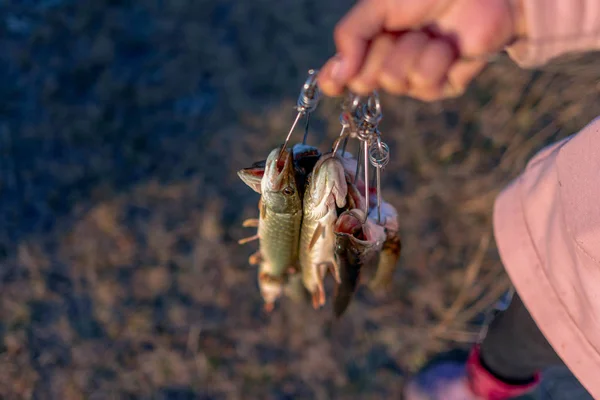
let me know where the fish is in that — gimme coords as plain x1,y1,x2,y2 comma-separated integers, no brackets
237,146,303,312
332,208,386,318
298,152,348,309
367,200,402,293
238,144,321,198
335,149,402,294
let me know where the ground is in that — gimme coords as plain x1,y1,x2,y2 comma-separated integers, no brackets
1,1,600,399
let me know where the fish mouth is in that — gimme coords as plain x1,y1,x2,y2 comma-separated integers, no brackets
265,147,294,192
334,210,368,241
335,209,386,246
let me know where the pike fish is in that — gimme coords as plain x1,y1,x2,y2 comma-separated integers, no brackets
237,146,303,312
333,208,386,318
367,199,402,293
299,153,347,309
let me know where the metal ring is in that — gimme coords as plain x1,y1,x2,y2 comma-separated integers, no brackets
368,135,390,168
297,69,321,114
362,91,382,126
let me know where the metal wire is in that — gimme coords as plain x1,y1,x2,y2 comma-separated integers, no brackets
302,113,311,145
280,69,321,159
368,133,390,225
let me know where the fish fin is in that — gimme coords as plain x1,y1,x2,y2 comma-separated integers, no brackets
248,251,262,266
260,199,267,218
238,234,259,245
333,167,348,209
310,204,330,220
237,168,264,194
311,291,321,310
329,260,341,284
308,223,324,251
264,302,274,313
242,218,259,228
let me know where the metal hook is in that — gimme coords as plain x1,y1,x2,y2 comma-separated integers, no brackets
362,137,370,223
302,113,311,145
332,112,351,155
368,131,390,225
279,69,321,159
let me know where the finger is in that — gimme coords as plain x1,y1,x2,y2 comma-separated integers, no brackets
378,31,429,95
443,58,486,97
340,0,455,34
330,0,387,86
318,54,346,96
408,86,445,102
347,33,397,95
409,38,456,90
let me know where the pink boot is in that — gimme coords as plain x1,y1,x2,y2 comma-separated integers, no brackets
403,345,541,400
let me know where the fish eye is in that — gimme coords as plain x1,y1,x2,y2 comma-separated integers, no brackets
283,187,294,196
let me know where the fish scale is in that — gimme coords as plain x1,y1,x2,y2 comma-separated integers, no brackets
259,207,301,277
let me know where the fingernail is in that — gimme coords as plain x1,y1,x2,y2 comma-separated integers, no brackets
330,55,348,84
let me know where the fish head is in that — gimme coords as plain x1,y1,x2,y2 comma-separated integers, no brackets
334,209,386,262
237,159,265,194
334,209,370,263
307,154,348,213
261,147,302,214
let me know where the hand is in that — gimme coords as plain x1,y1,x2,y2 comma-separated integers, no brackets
318,0,526,101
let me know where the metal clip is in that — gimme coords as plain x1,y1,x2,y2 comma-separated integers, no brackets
280,69,322,159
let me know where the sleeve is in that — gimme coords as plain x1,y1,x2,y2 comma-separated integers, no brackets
492,116,600,399
505,0,600,67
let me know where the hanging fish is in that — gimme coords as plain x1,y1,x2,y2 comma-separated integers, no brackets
299,153,348,308
332,208,386,318
367,199,402,293
237,146,303,312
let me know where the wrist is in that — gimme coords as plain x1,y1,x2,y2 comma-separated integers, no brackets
466,344,541,400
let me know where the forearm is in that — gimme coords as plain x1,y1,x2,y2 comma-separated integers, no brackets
507,0,600,67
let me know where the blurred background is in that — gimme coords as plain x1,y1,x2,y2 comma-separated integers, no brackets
1,1,600,399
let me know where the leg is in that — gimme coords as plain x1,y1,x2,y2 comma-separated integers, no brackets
480,292,564,383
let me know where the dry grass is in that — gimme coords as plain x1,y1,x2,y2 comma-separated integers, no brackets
1,0,600,398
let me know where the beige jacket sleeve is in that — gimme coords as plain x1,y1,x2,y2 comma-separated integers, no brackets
506,0,600,67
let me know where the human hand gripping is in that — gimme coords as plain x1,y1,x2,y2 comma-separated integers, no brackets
318,0,526,101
